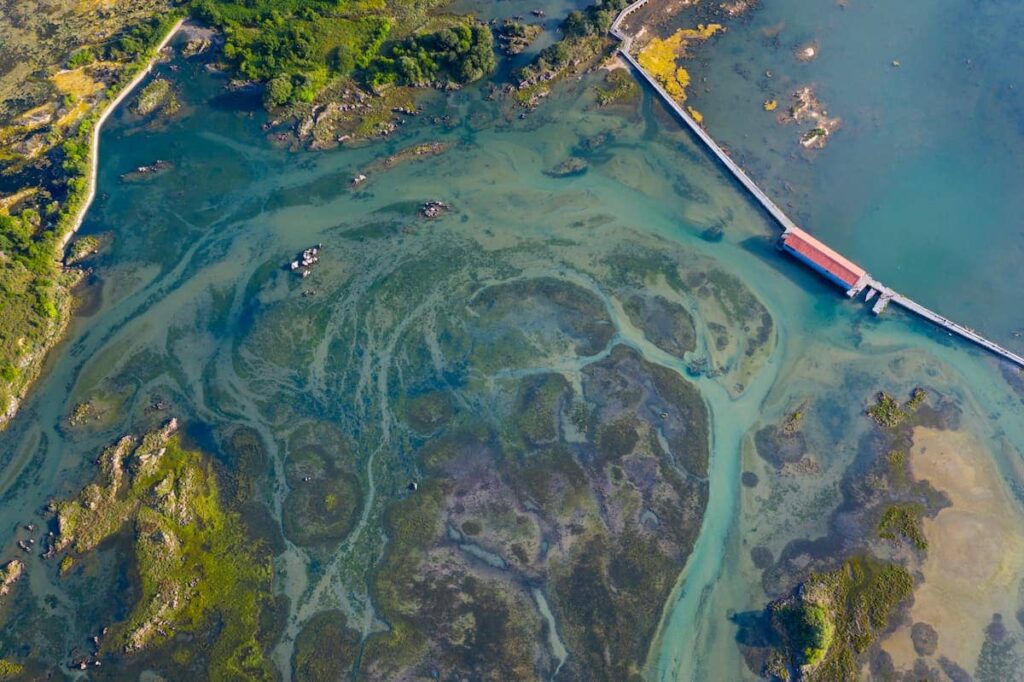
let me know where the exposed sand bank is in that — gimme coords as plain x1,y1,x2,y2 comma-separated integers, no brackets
882,426,1024,670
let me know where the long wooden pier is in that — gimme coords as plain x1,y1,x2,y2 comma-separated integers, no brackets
609,0,1024,370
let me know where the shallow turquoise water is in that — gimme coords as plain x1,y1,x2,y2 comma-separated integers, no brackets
1,2,1023,678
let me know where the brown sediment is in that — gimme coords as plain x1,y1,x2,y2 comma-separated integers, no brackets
881,427,1024,670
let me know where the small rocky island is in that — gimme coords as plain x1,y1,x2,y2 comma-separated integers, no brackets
289,244,322,278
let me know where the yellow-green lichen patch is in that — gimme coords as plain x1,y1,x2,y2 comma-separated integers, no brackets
866,388,927,429
636,24,723,104
0,659,23,679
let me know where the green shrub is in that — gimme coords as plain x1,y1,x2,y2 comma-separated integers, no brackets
67,48,96,68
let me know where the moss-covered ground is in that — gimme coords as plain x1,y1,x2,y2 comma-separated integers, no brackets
358,335,710,680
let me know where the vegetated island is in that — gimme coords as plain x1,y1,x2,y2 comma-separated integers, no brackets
42,420,280,677
739,387,954,680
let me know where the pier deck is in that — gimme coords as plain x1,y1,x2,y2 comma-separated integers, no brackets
609,0,1024,370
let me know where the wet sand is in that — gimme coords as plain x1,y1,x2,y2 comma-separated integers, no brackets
882,426,1024,670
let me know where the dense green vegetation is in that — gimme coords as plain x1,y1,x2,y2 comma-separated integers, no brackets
866,388,926,428
767,556,914,680
369,23,495,88
877,502,928,550
562,0,630,38
54,422,277,677
192,0,493,106
514,0,627,105
1,7,184,428
772,601,834,667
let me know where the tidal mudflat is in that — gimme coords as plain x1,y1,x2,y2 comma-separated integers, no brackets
0,4,1022,680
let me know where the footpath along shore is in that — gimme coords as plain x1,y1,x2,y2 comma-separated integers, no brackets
59,17,187,252
0,17,190,432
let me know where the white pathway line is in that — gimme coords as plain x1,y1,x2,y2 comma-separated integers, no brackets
59,17,187,252
891,295,1024,368
616,49,799,233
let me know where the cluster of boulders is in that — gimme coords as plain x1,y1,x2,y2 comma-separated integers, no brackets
289,244,323,278
0,559,23,598
421,201,450,218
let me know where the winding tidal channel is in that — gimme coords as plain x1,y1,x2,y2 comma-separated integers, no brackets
3,1,1024,678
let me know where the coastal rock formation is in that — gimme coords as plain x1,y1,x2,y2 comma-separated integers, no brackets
0,560,23,602
778,87,840,149
130,78,180,117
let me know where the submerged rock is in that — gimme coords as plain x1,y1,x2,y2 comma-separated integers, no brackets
119,159,173,183
544,156,588,178
420,200,449,218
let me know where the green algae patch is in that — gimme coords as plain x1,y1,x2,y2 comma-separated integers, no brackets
765,556,913,680
623,294,697,359
53,420,275,678
867,388,927,428
292,610,360,681
877,503,928,551
511,373,570,446
283,448,362,548
403,390,454,434
362,480,447,673
595,69,639,106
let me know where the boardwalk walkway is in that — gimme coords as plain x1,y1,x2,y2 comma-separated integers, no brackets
608,1,802,231
609,0,1024,370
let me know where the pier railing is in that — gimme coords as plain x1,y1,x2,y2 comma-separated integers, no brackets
608,1,1024,370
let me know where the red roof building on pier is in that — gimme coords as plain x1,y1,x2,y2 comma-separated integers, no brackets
780,228,866,289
